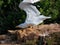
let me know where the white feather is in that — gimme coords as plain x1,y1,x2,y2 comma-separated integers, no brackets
22,0,40,3
17,0,51,28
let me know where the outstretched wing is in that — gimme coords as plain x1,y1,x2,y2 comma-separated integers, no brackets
23,0,40,3
19,2,41,16
17,0,51,28
19,1,41,25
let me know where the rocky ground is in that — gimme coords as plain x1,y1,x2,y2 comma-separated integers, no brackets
0,23,60,45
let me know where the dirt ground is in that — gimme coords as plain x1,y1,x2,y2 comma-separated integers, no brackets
0,23,60,45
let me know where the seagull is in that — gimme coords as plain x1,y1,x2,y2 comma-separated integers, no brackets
16,0,51,28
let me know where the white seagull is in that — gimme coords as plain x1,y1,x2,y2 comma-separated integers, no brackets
16,0,51,28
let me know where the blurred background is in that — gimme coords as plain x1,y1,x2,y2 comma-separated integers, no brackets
0,0,60,33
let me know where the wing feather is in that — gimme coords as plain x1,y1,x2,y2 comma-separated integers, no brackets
17,0,51,28
23,0,40,3
19,2,40,16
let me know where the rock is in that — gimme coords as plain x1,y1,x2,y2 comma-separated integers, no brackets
7,23,60,42
0,35,7,40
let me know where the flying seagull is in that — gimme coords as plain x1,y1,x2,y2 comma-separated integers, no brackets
16,0,51,28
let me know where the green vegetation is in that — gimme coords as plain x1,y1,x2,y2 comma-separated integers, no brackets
0,0,26,33
38,0,60,23
0,0,60,32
